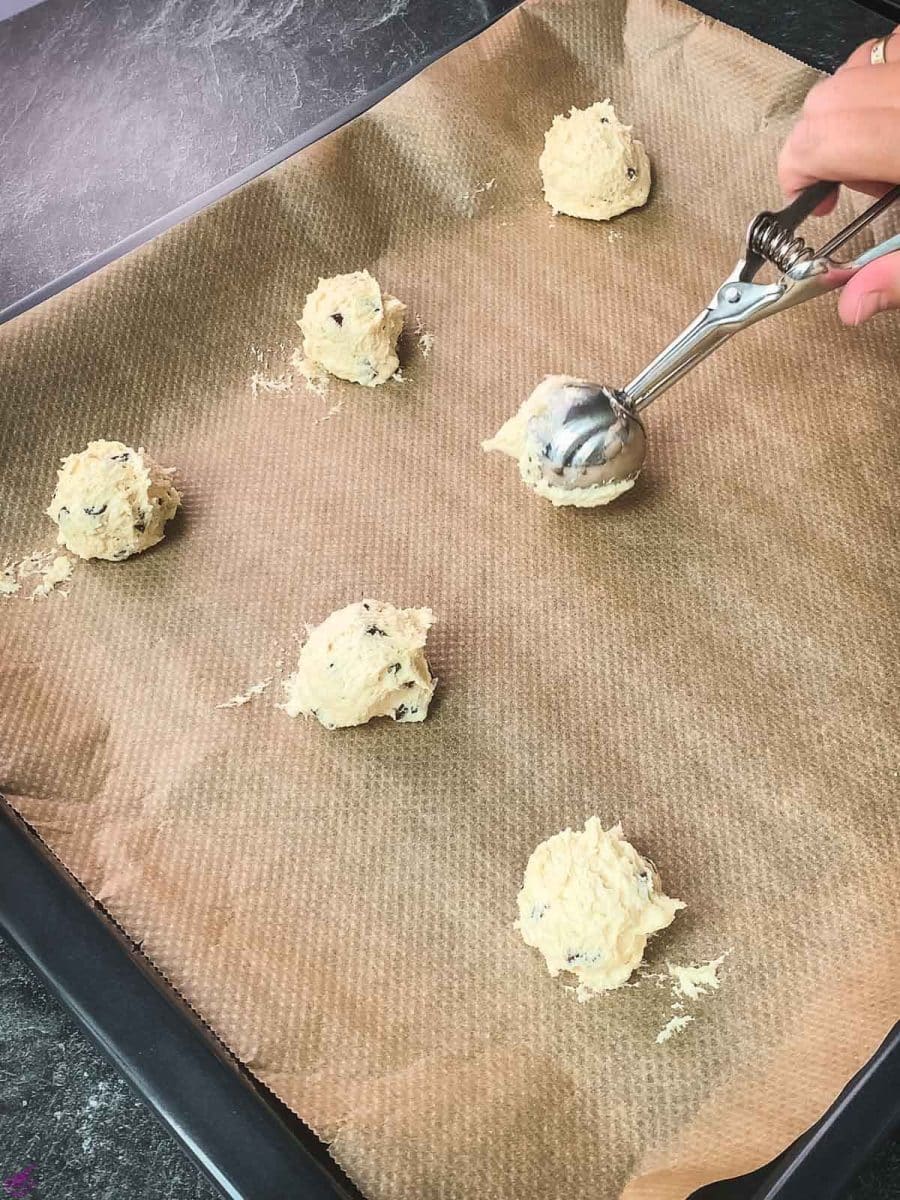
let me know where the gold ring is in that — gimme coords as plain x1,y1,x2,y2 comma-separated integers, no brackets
871,32,894,64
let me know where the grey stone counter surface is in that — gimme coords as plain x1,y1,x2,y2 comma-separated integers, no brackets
1,936,219,1200
0,0,516,318
1,935,898,1198
0,0,897,319
1,0,898,1198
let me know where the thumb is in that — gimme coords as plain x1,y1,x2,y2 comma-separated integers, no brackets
838,250,900,325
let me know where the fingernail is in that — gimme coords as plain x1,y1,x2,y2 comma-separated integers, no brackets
851,292,889,325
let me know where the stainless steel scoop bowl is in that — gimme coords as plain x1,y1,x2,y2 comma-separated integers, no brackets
529,381,645,490
536,181,900,491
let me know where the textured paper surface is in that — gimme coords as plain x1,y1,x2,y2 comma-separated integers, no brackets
1,1,898,1196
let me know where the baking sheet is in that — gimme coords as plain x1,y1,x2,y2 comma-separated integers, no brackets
1,1,898,1197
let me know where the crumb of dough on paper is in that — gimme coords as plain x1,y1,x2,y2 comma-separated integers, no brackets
31,555,74,598
2,549,76,599
468,177,495,197
216,678,272,709
413,315,435,359
656,1014,694,1044
463,177,496,208
250,370,294,396
313,401,344,427
0,562,20,597
667,953,728,1000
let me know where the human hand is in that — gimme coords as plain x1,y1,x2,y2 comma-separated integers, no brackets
778,30,900,325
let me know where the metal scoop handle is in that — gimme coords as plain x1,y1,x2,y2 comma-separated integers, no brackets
623,183,900,413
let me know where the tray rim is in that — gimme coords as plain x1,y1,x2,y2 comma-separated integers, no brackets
2,796,897,1200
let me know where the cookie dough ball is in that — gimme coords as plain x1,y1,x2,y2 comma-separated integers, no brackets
517,817,684,998
284,600,436,729
299,270,406,386
46,440,180,561
482,375,637,507
539,100,651,221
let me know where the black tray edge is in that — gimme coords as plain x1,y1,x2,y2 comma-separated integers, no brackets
3,795,898,1200
689,1022,900,1199
0,796,362,1200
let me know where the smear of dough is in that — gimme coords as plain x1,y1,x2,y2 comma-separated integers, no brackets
667,954,727,1000
2,549,76,599
414,314,434,359
31,555,73,598
539,100,651,221
216,679,272,709
482,375,637,507
283,600,436,730
0,564,20,597
250,370,294,396
656,1014,694,1044
298,270,406,387
313,401,344,427
516,817,684,999
47,440,180,561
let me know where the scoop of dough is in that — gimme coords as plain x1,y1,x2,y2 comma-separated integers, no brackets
482,375,637,507
539,100,651,221
517,817,684,998
284,600,436,729
299,270,406,386
46,440,180,561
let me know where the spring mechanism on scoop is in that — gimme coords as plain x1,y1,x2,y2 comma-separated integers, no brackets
749,214,815,272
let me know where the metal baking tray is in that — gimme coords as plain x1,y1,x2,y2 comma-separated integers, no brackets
3,799,897,1200
2,3,898,1197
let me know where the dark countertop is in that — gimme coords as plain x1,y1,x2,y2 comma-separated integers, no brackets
0,936,219,1200
1,934,899,1199
0,0,517,320
1,1,898,1198
0,0,897,320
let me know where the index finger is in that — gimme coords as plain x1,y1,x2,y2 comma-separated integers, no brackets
778,108,900,198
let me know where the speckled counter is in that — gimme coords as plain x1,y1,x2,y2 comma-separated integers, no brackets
0,0,895,318
1,934,897,1198
0,936,218,1199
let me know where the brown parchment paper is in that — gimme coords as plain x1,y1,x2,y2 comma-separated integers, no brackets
1,1,898,1196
